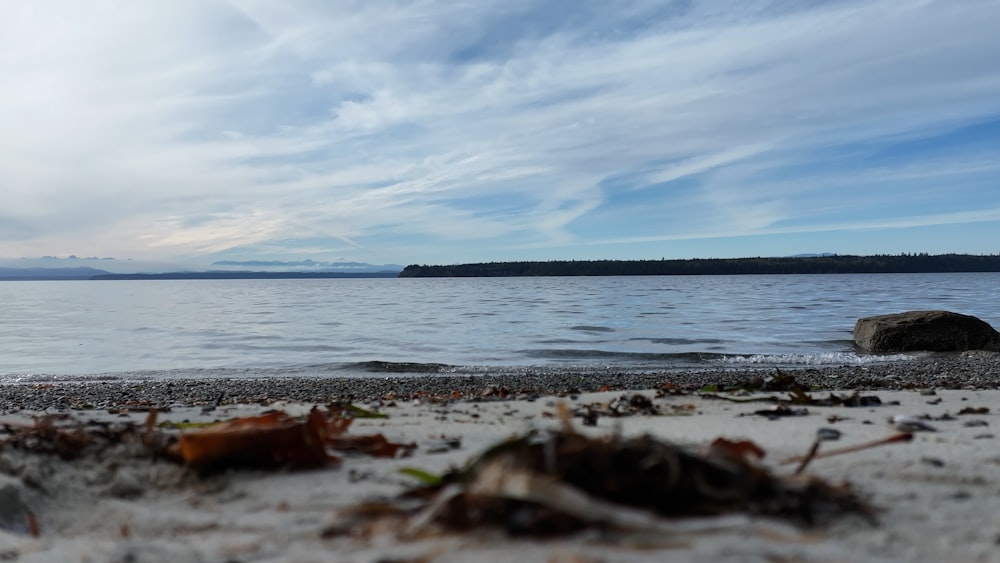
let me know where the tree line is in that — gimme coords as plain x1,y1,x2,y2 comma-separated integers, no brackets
398,254,1000,277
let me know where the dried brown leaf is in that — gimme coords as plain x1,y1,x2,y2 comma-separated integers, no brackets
704,438,767,464
178,409,333,471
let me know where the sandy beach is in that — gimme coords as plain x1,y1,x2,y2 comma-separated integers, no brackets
0,357,999,562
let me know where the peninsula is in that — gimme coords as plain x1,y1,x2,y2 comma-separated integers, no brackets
399,253,1000,277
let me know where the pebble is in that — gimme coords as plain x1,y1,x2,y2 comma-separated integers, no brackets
0,355,998,411
816,427,843,441
890,415,938,433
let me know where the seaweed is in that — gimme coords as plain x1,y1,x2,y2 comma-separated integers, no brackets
338,423,877,539
697,371,884,408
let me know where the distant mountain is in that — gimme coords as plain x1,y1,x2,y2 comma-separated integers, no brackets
0,256,406,280
0,267,111,280
0,256,192,274
90,271,400,280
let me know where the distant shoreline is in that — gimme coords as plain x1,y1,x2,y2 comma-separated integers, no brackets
400,254,1000,277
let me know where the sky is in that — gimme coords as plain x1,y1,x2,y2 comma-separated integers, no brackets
2,0,1000,272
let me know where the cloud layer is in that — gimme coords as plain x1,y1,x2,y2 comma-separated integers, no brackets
3,0,999,266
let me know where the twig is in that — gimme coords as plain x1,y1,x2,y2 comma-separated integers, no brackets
793,440,822,475
780,433,913,465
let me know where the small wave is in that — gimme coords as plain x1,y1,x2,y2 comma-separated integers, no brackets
352,360,452,373
0,371,163,384
569,325,615,333
631,337,726,345
717,352,916,366
519,348,726,362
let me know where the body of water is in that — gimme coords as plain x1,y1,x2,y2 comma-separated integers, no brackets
1,273,998,381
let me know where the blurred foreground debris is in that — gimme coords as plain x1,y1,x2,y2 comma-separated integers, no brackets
0,404,415,473
0,413,122,460
332,424,877,540
170,404,416,472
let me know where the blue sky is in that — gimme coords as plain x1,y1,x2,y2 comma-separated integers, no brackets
2,0,999,271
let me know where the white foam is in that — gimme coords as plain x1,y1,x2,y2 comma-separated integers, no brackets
718,352,916,366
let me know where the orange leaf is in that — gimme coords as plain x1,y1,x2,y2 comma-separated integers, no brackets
705,437,767,463
178,410,333,471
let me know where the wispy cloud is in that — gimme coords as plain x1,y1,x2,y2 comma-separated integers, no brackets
1,0,999,265
591,206,1000,248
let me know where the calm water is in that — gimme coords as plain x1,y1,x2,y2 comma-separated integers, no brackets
1,273,998,381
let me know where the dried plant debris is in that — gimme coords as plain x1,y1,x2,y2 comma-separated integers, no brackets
327,433,417,459
573,393,658,422
333,429,876,540
170,406,415,472
697,371,884,408
172,409,335,471
0,414,149,460
607,393,657,416
0,405,414,474
780,433,913,466
571,394,697,427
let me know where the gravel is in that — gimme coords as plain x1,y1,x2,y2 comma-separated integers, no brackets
2,354,999,412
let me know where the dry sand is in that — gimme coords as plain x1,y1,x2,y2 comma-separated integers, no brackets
0,380,996,563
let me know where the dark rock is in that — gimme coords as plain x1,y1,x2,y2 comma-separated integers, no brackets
854,310,1000,353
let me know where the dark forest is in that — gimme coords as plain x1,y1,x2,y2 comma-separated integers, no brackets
399,254,1000,277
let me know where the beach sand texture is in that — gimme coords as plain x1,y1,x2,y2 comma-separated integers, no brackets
0,366,998,562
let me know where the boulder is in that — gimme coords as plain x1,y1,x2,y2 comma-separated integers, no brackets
853,310,1000,353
